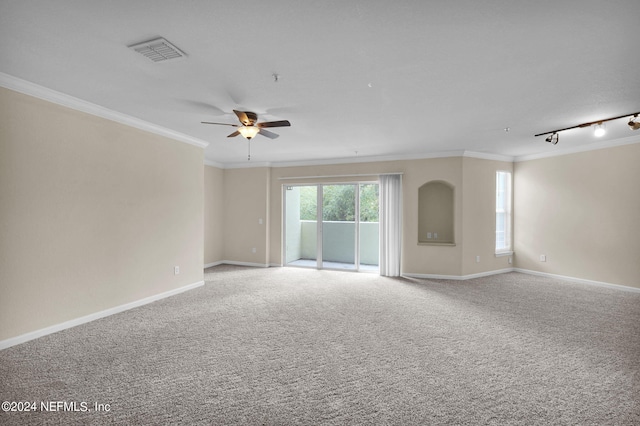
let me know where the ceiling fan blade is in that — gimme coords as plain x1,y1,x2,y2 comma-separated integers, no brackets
182,100,229,116
227,130,240,138
233,110,257,126
201,121,238,127
257,120,291,128
258,129,279,139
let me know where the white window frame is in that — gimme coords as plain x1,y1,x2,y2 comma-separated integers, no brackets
495,171,512,255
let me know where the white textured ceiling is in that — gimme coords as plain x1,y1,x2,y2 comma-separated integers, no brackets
1,0,639,166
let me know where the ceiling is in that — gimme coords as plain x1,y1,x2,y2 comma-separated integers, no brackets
1,0,639,167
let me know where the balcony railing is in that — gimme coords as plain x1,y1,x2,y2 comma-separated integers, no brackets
286,220,379,266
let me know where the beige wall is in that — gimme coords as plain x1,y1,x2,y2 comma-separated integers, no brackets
222,167,270,265
401,157,464,276
0,87,204,341
461,157,514,275
204,165,224,265
514,143,640,288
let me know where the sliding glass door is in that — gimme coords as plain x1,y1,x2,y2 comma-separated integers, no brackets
284,183,378,271
322,184,357,269
284,185,317,267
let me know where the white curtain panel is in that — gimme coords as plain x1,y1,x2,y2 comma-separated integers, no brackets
379,174,402,277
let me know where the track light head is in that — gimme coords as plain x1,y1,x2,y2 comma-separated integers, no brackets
629,115,640,130
545,132,559,145
593,122,606,137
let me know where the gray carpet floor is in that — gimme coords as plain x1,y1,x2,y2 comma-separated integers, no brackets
1,266,639,425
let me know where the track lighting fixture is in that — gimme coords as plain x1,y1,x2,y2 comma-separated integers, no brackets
535,111,640,145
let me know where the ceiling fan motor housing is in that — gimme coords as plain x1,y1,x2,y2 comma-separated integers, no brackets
243,111,258,125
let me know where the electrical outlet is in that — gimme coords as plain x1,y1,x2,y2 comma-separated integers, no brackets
476,255,480,263
174,266,180,275
539,255,546,262
434,233,438,239
427,232,432,239
252,247,257,253
258,218,263,225
508,256,512,264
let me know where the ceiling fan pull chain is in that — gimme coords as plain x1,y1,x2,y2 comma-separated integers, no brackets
248,140,251,161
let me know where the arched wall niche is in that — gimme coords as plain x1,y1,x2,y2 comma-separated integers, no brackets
418,180,455,245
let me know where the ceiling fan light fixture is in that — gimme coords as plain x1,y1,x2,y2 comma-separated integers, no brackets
593,122,606,137
238,126,260,140
201,110,290,161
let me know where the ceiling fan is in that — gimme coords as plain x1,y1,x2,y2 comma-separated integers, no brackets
201,110,291,140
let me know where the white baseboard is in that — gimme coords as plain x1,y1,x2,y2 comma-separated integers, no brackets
0,280,204,351
403,268,515,281
514,268,640,293
404,267,640,293
205,260,270,268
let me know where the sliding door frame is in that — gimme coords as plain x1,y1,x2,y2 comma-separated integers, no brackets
282,181,376,271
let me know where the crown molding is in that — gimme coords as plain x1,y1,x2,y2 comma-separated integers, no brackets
204,159,225,168
461,151,515,162
207,137,639,169
208,150,514,169
514,134,640,162
0,72,209,149
269,150,467,168
210,139,638,169
222,161,273,169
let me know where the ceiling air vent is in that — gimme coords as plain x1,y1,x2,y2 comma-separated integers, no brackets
128,37,185,62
